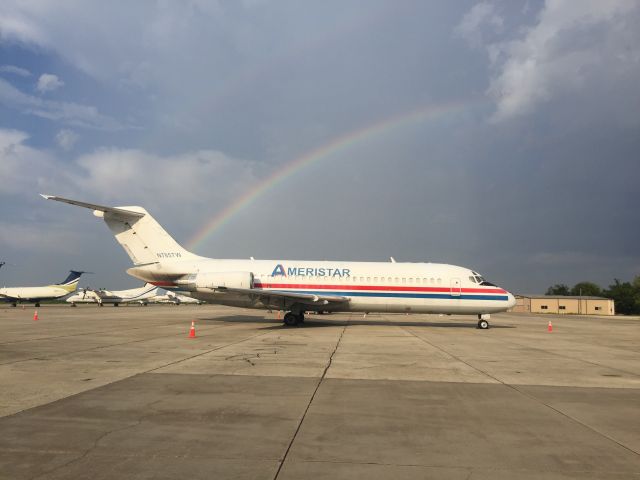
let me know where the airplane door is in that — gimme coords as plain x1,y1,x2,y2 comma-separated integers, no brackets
450,278,461,297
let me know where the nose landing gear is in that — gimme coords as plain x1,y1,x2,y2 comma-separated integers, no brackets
477,314,490,329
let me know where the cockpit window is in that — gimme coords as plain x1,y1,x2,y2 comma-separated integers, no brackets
470,272,495,286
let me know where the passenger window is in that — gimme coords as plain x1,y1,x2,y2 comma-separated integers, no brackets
409,278,413,284
402,278,406,284
395,277,399,283
437,278,442,285
374,277,378,283
367,277,371,282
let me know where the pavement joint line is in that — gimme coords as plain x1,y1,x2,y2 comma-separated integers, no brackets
0,326,275,421
0,322,239,367
273,325,347,480
0,310,252,346
492,337,640,378
0,319,218,346
402,326,640,459
28,398,165,480
144,329,275,374
286,459,640,476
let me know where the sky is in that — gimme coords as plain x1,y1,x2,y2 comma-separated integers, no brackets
0,0,639,293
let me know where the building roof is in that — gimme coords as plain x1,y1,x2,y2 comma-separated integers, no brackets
516,294,611,301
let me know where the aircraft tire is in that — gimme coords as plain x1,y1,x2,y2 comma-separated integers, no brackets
283,312,300,327
477,319,489,330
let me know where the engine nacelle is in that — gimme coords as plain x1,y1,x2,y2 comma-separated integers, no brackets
177,271,254,290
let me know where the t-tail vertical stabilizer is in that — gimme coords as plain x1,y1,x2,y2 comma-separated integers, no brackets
41,195,198,265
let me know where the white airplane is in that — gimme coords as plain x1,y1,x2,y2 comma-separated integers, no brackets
42,195,516,329
150,290,203,305
0,270,86,307
66,283,159,306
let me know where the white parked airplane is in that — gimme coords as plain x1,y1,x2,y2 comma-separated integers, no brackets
150,290,203,305
42,195,516,329
0,270,86,307
66,283,159,306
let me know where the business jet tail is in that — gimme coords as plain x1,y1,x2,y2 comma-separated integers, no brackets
41,195,198,265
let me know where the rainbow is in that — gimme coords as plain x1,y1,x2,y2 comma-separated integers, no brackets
186,100,481,251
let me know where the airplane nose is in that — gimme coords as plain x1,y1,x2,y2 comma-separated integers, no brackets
506,292,516,308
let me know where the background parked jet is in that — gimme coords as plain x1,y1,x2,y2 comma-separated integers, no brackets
66,283,159,306
150,290,203,305
0,271,86,307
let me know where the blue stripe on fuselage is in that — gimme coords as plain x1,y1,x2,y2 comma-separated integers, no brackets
266,289,508,301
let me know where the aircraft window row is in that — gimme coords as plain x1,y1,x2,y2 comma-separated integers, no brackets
262,275,443,285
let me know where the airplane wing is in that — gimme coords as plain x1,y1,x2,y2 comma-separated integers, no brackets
219,287,349,308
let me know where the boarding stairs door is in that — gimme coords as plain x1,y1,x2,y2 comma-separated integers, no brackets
450,278,461,297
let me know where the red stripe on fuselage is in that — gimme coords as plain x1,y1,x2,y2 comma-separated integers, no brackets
254,282,506,294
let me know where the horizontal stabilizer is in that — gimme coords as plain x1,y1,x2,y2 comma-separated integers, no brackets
40,195,144,218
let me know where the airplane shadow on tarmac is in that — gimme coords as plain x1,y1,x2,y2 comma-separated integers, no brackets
196,315,515,329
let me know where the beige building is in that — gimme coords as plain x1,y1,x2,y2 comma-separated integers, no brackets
512,295,615,316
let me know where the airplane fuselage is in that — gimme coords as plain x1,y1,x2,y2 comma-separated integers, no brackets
130,258,515,315
0,286,73,303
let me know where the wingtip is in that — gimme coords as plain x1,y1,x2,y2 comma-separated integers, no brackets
40,194,53,200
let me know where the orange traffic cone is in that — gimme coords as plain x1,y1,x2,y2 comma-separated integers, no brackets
33,310,39,321
189,320,196,338
548,321,553,332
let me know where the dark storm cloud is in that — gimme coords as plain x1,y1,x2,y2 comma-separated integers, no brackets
0,1,638,293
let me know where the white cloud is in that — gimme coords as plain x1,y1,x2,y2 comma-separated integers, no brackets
483,0,640,122
0,127,260,222
0,220,80,252
55,129,79,150
0,64,31,76
0,78,120,129
454,2,503,46
0,129,57,195
0,10,47,45
70,148,259,210
36,73,64,93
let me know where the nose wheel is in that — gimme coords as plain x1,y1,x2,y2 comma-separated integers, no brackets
477,314,490,329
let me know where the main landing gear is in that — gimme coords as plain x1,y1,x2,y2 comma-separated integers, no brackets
283,312,305,327
477,314,490,330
